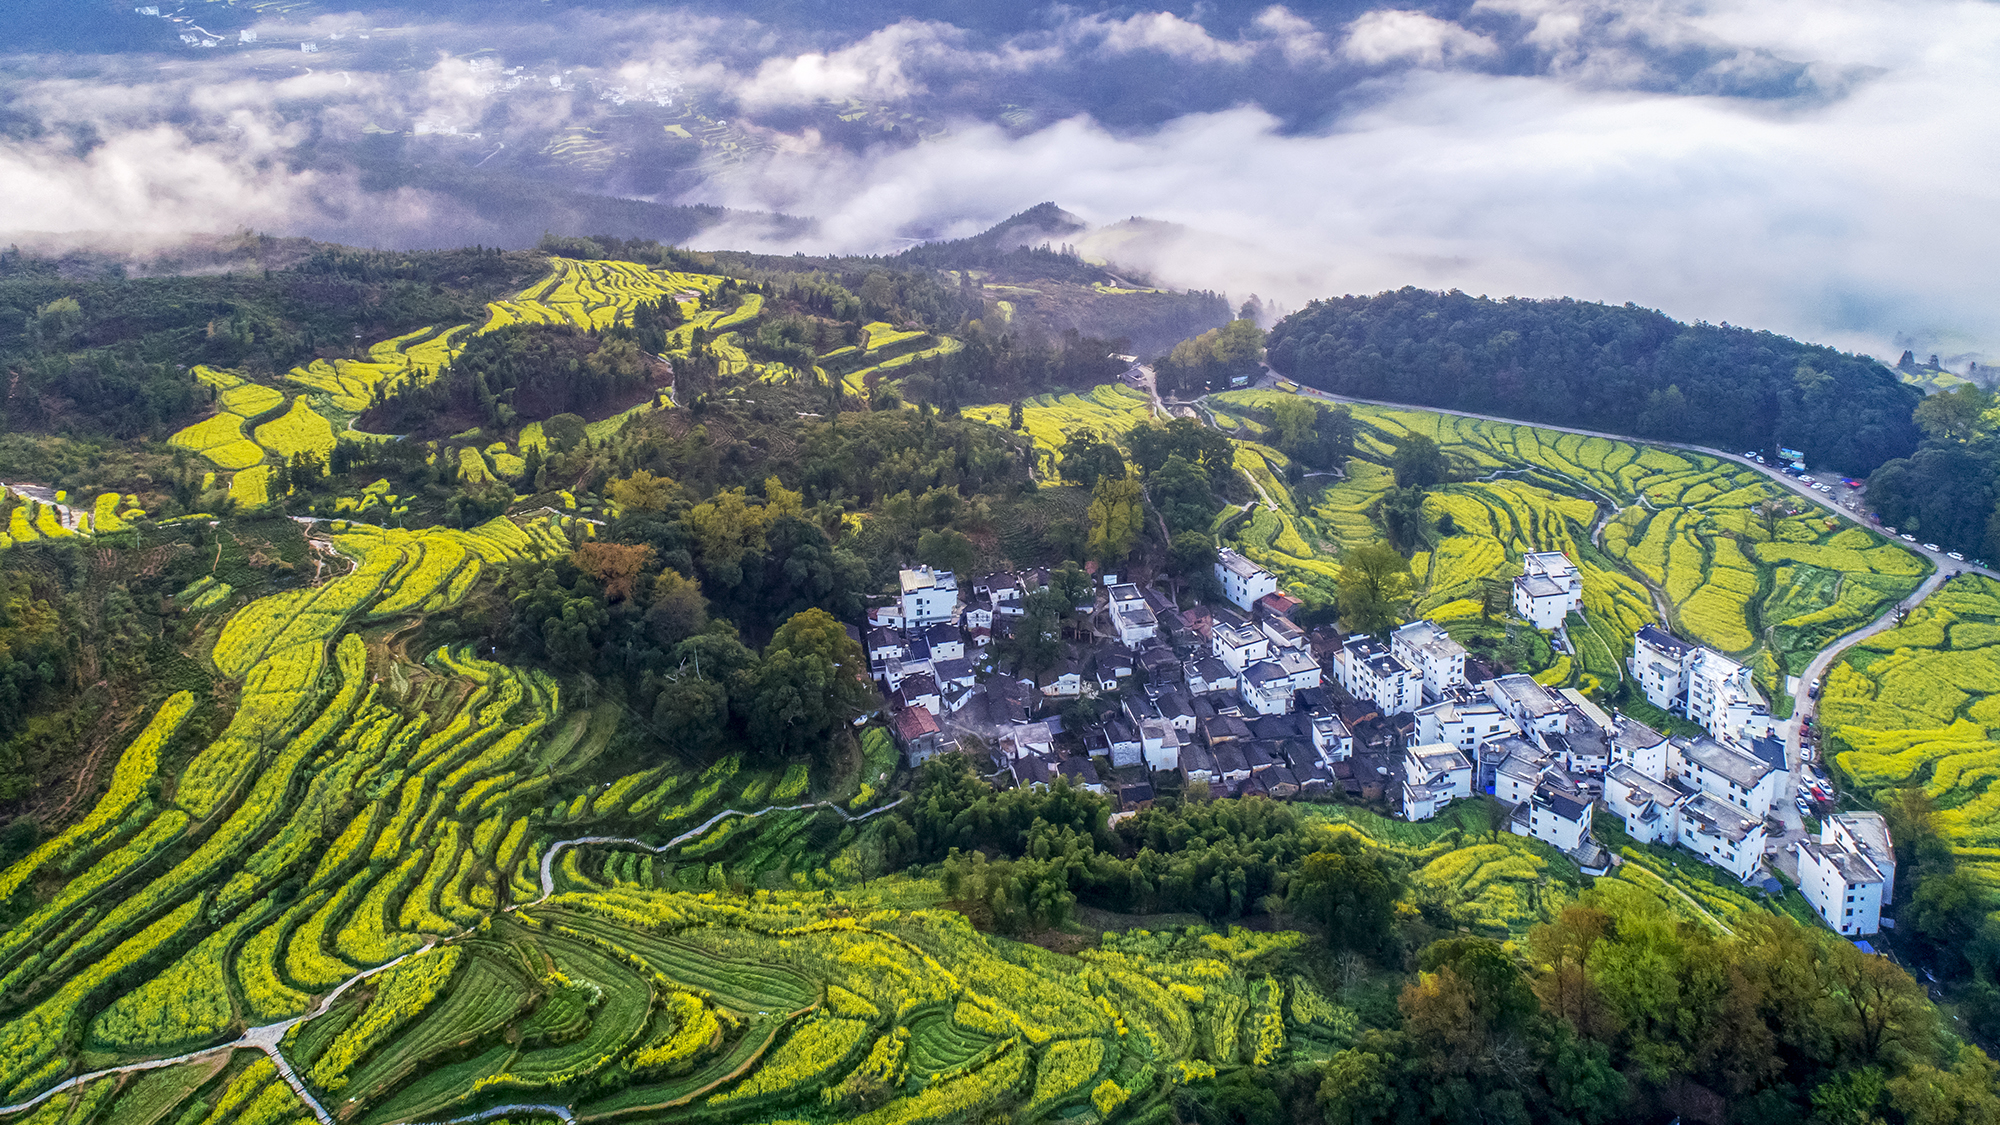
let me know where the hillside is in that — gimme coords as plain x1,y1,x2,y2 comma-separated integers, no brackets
0,240,1992,1125
1266,288,1925,476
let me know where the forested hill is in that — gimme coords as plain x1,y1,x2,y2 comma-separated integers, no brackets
1265,288,1924,476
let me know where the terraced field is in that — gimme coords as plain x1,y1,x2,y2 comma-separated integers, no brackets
1822,576,2000,903
160,258,770,513
0,485,1362,1125
1211,393,1926,700
962,383,1157,475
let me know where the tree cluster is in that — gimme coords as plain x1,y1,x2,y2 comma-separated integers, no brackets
1266,288,1923,476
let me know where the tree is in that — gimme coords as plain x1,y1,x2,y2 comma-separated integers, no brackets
1390,435,1448,489
688,487,770,590
1914,383,1993,443
1374,486,1429,554
1169,531,1223,602
1060,427,1125,489
1336,544,1413,636
645,569,708,647
917,528,976,576
1086,476,1145,565
1270,396,1318,453
736,608,872,763
1009,400,1024,430
570,543,653,603
608,469,681,513
1150,453,1220,534
1287,833,1404,955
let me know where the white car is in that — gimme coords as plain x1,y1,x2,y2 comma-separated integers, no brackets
1950,552,1966,561
1925,542,1941,552
1902,533,1918,542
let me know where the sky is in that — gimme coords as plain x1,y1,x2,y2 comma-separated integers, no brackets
0,0,1994,364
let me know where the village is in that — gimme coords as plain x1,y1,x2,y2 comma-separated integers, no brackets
863,547,1899,940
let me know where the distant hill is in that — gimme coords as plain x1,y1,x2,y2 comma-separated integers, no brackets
1267,287,1924,475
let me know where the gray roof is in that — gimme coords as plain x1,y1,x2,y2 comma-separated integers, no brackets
1679,736,1776,788
1801,839,1886,885
1682,793,1762,843
1831,812,1895,864
1518,575,1567,597
1488,674,1564,718
1611,715,1667,754
1607,762,1684,808
1635,624,1692,657
1537,787,1591,822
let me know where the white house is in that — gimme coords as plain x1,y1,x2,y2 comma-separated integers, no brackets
1685,649,1760,742
1799,813,1895,936
1239,662,1294,716
899,566,959,626
1391,620,1469,702
1603,763,1687,845
1415,697,1519,755
1629,627,1773,748
1484,674,1569,735
1490,736,1554,806
1141,718,1183,771
1515,786,1592,853
1335,637,1423,717
1826,812,1897,902
1311,714,1353,762
1671,736,1780,819
1108,583,1160,647
1215,548,1278,611
1513,552,1584,629
1679,794,1766,882
1630,625,1693,711
1185,657,1237,695
1212,621,1272,675
1403,743,1474,820
1608,714,1671,780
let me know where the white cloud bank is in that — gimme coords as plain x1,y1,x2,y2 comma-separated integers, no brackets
696,0,2000,361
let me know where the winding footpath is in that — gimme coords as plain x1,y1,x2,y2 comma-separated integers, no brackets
0,794,907,1124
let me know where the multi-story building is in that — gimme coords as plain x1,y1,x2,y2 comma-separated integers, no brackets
1671,736,1780,819
1484,674,1570,735
899,566,959,625
1798,813,1895,936
1607,713,1671,779
1311,714,1354,762
1629,626,1773,747
1390,620,1470,702
1513,551,1584,629
1215,548,1279,611
1403,743,1474,820
1415,697,1519,755
1680,793,1767,882
1108,582,1160,646
1603,763,1687,845
1630,625,1692,711
1212,620,1272,674
1335,637,1423,717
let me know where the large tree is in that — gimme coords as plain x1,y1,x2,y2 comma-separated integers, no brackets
1336,544,1414,636
735,608,872,764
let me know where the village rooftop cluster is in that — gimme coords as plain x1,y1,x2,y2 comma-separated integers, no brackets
864,547,1895,936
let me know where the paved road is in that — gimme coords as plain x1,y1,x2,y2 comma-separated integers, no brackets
1763,568,1952,873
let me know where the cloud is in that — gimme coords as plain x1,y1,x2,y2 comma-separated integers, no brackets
1343,11,1499,67
693,0,2000,361
735,20,961,108
3,0,1996,362
1081,12,1258,64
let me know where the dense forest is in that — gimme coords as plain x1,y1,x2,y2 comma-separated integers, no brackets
1265,288,1925,476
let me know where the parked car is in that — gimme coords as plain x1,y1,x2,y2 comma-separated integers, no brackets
1902,533,1918,542
1949,551,1966,561
1925,542,1942,552
1801,745,1815,762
